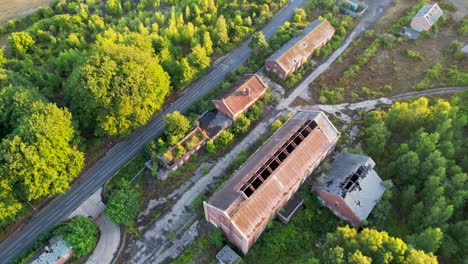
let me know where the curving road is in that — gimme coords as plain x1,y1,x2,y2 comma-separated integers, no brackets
0,0,308,263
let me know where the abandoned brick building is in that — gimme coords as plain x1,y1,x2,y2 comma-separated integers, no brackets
204,111,340,254
265,19,335,80
410,3,443,32
312,152,386,228
212,74,267,121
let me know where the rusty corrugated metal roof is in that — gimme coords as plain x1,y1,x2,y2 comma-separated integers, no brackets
213,74,267,118
266,20,335,72
207,111,340,238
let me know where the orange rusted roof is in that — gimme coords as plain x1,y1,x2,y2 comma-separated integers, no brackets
213,74,267,118
266,20,335,72
208,111,340,239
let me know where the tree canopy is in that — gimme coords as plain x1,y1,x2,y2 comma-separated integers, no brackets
54,216,98,258
65,42,170,137
104,180,140,225
362,97,467,263
0,85,84,225
318,226,438,264
164,111,191,145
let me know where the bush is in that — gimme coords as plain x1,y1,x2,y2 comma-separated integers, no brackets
379,33,397,48
231,114,251,134
404,50,423,61
214,130,234,147
53,216,98,258
272,119,283,132
105,181,140,224
205,140,216,154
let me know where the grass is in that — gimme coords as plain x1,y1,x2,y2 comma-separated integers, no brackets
311,0,466,103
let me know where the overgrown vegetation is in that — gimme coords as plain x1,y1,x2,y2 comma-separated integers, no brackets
360,96,467,263
0,0,288,229
250,1,355,89
11,215,99,264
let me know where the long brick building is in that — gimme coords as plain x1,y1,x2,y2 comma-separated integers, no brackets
204,111,340,254
265,19,335,79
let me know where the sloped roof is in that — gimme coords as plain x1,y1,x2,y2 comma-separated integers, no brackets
31,236,72,264
413,3,443,26
213,74,267,118
266,20,335,72
315,152,386,221
208,111,339,238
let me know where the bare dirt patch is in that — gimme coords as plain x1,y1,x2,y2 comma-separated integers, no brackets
0,0,53,25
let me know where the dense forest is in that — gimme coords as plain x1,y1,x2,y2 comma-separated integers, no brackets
0,0,287,228
360,96,467,263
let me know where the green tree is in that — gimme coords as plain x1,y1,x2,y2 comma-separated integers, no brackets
105,0,122,16
271,119,283,132
231,114,251,134
105,181,140,224
8,32,35,58
179,57,196,85
320,226,437,263
0,102,84,201
164,111,190,145
362,121,390,158
215,130,234,147
188,44,211,70
205,140,216,154
202,31,213,55
407,227,443,253
250,32,268,51
216,15,228,45
54,216,98,258
0,179,23,227
65,42,170,137
0,85,45,133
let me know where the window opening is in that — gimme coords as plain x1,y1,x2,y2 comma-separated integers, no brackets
239,118,318,197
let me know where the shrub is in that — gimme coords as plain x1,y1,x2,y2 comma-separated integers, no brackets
105,181,140,224
272,119,283,132
404,50,423,61
205,140,216,154
214,130,234,147
53,216,98,258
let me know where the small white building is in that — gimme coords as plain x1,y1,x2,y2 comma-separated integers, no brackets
410,3,443,32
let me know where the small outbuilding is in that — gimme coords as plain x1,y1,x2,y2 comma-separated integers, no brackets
312,152,386,228
216,245,241,264
29,236,73,264
410,3,443,32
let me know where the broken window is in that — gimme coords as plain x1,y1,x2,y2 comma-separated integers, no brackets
239,118,319,198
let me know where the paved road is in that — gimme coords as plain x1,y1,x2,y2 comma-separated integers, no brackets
86,216,121,264
279,0,393,108
0,0,307,262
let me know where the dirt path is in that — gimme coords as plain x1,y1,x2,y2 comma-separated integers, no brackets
298,86,468,123
124,109,285,264
0,0,54,25
123,85,467,263
279,0,394,108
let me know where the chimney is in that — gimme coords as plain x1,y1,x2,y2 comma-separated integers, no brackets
244,87,250,97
